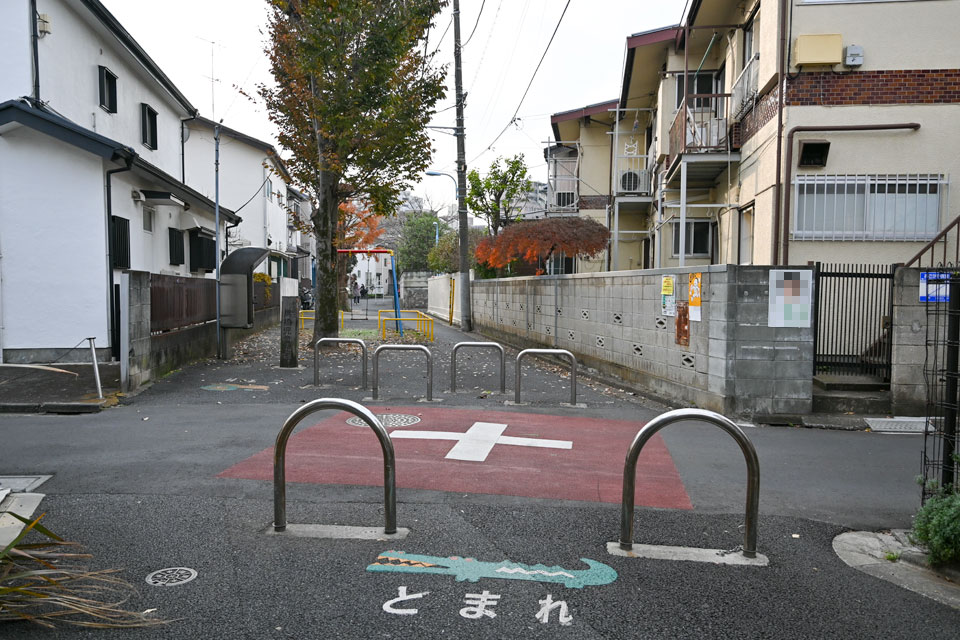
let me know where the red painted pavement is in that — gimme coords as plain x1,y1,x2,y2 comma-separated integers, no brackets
218,407,692,509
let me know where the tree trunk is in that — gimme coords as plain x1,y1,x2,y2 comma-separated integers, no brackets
312,169,340,341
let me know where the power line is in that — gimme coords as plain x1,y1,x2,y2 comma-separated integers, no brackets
469,0,571,164
461,0,485,47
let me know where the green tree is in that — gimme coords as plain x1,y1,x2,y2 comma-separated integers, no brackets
398,212,444,273
428,227,485,273
465,154,532,237
259,0,447,340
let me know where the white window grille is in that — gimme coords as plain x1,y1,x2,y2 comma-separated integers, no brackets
793,174,947,241
546,143,579,212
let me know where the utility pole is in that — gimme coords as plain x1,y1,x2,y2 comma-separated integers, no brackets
453,0,473,332
214,122,222,358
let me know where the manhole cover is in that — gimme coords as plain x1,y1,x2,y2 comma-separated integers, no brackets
346,414,421,429
145,567,198,587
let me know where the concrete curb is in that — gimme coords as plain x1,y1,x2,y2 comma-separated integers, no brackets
0,492,46,549
833,530,960,610
0,401,104,414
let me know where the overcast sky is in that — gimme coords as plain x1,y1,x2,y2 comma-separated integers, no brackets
102,0,688,211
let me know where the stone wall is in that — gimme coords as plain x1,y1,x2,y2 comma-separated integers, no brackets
891,268,930,415
468,265,814,417
125,271,152,390
400,271,431,309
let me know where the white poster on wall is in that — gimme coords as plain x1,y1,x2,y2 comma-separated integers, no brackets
661,275,677,317
768,270,813,328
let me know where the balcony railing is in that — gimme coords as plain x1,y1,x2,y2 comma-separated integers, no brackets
614,153,651,195
546,142,580,214
731,53,760,121
669,93,731,159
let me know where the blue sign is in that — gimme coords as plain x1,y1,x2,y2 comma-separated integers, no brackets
920,272,950,303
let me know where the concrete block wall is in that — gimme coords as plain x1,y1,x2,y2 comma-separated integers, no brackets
891,268,930,415
400,271,431,309
125,271,152,391
468,265,814,417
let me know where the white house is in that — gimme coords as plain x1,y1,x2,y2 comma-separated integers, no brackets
0,0,237,364
183,117,313,287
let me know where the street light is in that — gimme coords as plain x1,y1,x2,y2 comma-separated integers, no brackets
433,220,439,245
426,170,458,197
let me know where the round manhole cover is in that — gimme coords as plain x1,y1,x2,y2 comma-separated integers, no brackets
346,413,421,429
145,567,198,587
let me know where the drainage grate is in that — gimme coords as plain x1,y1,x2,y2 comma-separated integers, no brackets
864,417,930,433
145,567,198,587
346,414,421,429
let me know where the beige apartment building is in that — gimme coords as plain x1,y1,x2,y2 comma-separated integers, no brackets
546,0,960,271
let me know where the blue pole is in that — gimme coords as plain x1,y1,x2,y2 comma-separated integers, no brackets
390,253,403,337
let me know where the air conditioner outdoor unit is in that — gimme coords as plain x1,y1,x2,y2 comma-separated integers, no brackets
619,170,650,194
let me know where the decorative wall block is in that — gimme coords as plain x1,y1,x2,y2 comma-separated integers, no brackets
596,336,606,349
504,302,509,309
536,304,542,313
519,303,524,310
557,307,563,316
613,312,623,325
545,326,552,335
655,317,667,330
680,354,695,369
632,343,643,357
527,322,533,331
581,309,590,320
568,330,576,341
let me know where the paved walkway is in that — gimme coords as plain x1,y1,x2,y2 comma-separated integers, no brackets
1,300,957,637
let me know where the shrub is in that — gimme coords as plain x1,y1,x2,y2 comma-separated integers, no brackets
253,272,273,303
913,491,960,566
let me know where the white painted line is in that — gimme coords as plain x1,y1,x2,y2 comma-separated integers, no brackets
390,422,573,462
606,541,769,566
267,524,410,540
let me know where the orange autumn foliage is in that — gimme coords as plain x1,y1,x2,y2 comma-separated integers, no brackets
339,201,384,250
475,217,610,269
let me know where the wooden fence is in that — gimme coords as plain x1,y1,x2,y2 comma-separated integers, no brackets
150,274,216,333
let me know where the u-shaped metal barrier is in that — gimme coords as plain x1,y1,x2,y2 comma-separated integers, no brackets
515,348,577,405
619,408,760,558
314,338,368,388
450,342,506,393
273,398,397,533
372,344,433,401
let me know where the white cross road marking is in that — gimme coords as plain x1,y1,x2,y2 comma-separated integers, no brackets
390,422,572,462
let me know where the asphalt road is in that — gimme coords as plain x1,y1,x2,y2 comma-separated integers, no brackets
0,305,954,637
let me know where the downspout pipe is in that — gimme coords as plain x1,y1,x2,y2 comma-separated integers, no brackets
30,0,40,103
106,160,134,360
780,123,921,264
772,0,789,266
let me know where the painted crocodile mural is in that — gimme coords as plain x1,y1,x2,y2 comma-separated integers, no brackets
366,550,617,589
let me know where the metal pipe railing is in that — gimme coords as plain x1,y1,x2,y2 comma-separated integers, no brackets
314,338,367,389
515,348,577,405
451,342,506,393
273,398,396,533
619,408,760,558
86,337,103,399
373,344,433,401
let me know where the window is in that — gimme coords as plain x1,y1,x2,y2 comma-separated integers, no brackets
739,206,754,265
110,216,130,269
142,206,154,232
793,174,945,241
169,228,184,265
98,66,117,113
265,180,273,202
676,72,716,109
671,220,712,257
140,103,158,149
188,229,216,271
743,14,758,70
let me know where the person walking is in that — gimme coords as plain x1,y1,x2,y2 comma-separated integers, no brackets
352,281,360,305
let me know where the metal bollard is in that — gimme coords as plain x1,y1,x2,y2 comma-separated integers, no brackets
273,398,396,533
515,348,577,405
314,338,368,389
619,408,760,558
372,344,433,401
451,342,506,393
86,337,103,399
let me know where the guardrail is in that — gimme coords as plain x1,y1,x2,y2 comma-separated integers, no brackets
273,398,397,533
451,342,506,393
515,348,577,405
379,312,434,342
314,338,367,388
619,408,760,558
373,344,433,401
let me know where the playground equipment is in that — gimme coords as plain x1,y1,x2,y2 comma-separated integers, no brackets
337,248,403,336
378,310,434,342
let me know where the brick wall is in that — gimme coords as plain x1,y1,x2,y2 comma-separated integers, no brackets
467,265,814,417
786,69,960,106
578,195,610,210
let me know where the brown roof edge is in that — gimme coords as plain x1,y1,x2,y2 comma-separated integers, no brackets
550,99,619,125
626,25,681,50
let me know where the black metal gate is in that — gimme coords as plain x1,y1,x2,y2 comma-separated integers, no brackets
813,263,895,380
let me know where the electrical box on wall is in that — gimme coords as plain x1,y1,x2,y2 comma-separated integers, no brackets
794,34,843,66
844,44,864,67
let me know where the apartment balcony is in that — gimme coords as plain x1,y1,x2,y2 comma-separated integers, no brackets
666,92,740,188
614,152,652,196
545,142,580,215
731,53,760,122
